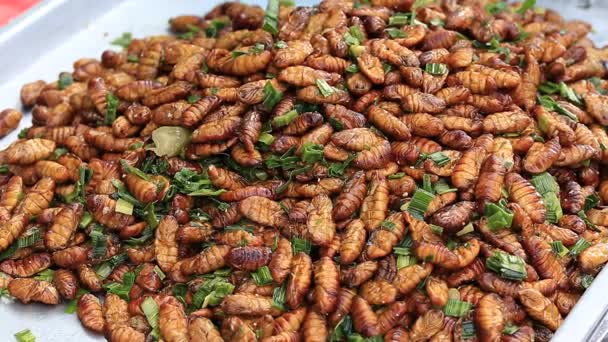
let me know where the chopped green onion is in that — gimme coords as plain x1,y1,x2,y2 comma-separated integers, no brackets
588,77,608,95
90,225,108,258
388,172,405,180
484,201,514,230
14,329,36,342
559,82,582,106
115,198,134,215
272,282,287,310
258,132,275,146
103,271,135,300
141,297,161,340
456,222,475,236
550,241,569,257
345,64,359,73
485,1,508,15
79,211,93,229
104,93,119,126
187,94,201,104
316,79,335,97
538,95,578,122
407,188,435,220
176,24,200,40
17,128,29,139
422,174,433,193
388,13,409,26
292,237,311,254
300,143,324,164
486,251,527,281
58,72,73,90
581,273,594,289
382,63,392,74
425,63,449,76
393,247,411,256
429,18,445,27
0,228,41,261
327,154,356,178
531,172,559,195
120,159,149,181
349,26,365,43
461,320,476,340
263,0,280,35
263,81,283,111
205,19,228,38
231,50,247,58
251,266,273,286
273,110,298,127
147,126,192,158
443,298,473,317
153,265,166,280
396,255,417,269
543,192,563,224
433,179,457,195
172,283,188,304
570,238,591,256
584,193,600,211
503,323,519,335
515,0,536,15
34,269,54,282
330,315,353,342
538,81,560,95
386,28,406,38
111,32,132,48
380,220,397,231
274,40,288,49
251,43,266,55
579,210,600,231
430,224,444,235
96,253,128,279
192,277,235,308
127,55,139,63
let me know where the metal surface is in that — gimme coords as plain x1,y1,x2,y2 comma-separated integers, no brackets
0,0,607,340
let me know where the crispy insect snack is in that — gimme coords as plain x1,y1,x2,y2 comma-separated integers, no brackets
3,0,608,340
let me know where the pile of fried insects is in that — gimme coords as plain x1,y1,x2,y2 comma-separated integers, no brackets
2,0,608,341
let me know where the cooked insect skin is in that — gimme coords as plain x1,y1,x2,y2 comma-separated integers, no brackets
506,173,546,223
410,309,445,342
430,201,475,234
52,245,89,269
86,194,135,230
0,175,23,212
351,296,380,337
44,203,83,250
524,235,568,288
0,252,51,277
306,194,336,246
78,264,103,292
159,296,189,342
239,196,287,227
180,245,231,276
339,219,366,264
226,246,272,271
518,288,563,331
268,237,292,284
475,293,505,342
53,269,78,300
0,108,22,137
78,293,105,333
367,105,411,141
189,316,223,342
365,212,405,260
332,171,366,221
8,278,59,304
286,252,313,309
475,155,507,211
360,173,389,231
154,215,179,273
103,293,129,332
393,263,433,294
579,242,608,273
4,138,55,165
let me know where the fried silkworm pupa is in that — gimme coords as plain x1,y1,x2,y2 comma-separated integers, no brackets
154,215,179,273
0,108,22,138
78,293,105,333
226,246,272,271
159,296,189,342
312,256,339,313
8,278,59,305
286,252,313,309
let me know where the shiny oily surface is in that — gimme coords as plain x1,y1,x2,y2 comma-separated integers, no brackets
0,0,608,342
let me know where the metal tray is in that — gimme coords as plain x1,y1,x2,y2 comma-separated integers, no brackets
0,0,607,340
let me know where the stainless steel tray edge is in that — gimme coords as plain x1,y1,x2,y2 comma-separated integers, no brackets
0,0,606,341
